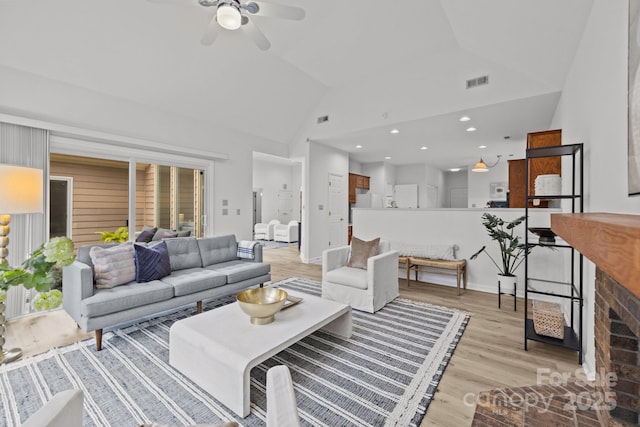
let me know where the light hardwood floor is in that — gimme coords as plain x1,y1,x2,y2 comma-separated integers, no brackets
7,245,581,426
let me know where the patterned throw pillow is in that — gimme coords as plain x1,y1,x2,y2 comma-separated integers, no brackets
347,237,380,270
90,242,136,288
134,241,172,283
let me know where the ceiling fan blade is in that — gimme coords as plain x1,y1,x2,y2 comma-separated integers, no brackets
200,16,220,46
249,2,305,20
243,20,271,51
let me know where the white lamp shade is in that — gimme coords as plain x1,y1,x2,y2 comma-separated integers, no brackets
0,165,44,214
217,4,242,30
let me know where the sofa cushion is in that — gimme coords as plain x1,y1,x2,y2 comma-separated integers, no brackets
90,242,136,289
198,235,239,267
161,231,178,239
164,237,202,271
177,230,191,237
77,243,119,272
347,237,380,270
152,227,173,241
324,266,368,290
136,228,157,243
81,280,174,317
160,267,227,296
205,260,270,284
134,241,172,283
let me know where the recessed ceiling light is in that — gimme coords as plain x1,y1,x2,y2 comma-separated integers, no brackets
459,116,471,122
355,145,363,149
420,146,428,150
449,168,461,172
390,129,400,134
466,127,477,132
478,145,487,149
385,156,391,160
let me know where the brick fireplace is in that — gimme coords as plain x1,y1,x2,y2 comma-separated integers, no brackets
553,213,640,426
595,268,640,425
472,213,640,426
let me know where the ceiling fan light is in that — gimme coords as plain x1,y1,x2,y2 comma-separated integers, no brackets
471,159,489,172
217,3,242,30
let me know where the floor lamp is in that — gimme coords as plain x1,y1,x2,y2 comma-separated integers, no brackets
0,164,44,364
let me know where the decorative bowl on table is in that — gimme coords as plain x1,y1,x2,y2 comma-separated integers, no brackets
236,287,288,325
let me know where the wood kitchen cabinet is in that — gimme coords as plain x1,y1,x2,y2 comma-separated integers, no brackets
348,173,370,204
508,129,561,208
508,159,526,208
348,174,357,203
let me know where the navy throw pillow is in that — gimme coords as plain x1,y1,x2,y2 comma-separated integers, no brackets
134,241,171,283
136,228,156,243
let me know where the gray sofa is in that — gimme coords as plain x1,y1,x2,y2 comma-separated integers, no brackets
62,235,270,350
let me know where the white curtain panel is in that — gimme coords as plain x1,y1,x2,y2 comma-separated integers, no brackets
0,122,49,319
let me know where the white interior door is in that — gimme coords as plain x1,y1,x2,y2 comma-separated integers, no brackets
327,173,345,247
277,191,292,223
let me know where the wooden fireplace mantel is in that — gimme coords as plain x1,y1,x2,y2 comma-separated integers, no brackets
551,213,640,299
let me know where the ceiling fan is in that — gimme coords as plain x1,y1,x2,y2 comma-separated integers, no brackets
152,0,305,50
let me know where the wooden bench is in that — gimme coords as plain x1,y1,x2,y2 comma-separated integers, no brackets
399,256,467,296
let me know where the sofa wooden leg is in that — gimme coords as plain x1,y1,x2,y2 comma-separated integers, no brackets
197,301,203,314
260,283,264,288
95,329,103,351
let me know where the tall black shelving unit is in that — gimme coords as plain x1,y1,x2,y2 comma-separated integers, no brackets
524,143,583,364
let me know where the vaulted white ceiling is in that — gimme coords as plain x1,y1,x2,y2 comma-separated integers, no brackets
0,0,594,169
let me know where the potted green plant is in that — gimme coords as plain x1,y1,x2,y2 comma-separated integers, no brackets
470,213,532,281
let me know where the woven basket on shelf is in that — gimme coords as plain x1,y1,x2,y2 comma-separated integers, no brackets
532,300,565,339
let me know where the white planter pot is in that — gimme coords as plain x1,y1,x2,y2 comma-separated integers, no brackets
497,274,518,311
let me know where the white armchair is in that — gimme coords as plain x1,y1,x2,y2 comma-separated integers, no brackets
274,220,299,243
254,219,280,241
267,365,300,427
322,239,399,313
23,389,84,427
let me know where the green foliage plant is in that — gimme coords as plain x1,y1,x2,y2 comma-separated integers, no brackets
470,213,532,277
95,226,128,243
0,236,75,293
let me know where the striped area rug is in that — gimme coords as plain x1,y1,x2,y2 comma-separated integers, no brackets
0,278,469,427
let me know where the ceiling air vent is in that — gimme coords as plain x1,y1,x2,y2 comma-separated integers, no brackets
317,115,329,124
466,75,489,89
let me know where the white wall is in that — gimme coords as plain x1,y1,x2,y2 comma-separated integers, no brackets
443,170,468,208
394,163,445,208
0,65,288,242
354,208,562,296
253,159,300,224
467,161,509,208
551,0,636,377
305,141,349,261
362,162,385,198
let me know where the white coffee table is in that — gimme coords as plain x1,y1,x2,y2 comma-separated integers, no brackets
169,289,352,417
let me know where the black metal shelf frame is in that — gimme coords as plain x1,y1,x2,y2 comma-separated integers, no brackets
524,143,584,364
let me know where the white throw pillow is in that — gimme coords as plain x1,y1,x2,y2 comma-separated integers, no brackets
90,242,136,289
